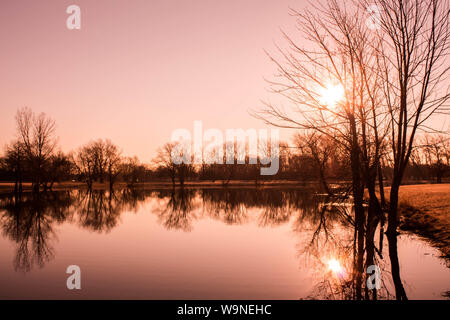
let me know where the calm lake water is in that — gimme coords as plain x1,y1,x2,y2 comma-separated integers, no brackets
0,187,448,299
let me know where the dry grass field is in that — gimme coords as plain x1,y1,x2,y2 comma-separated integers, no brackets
389,184,450,259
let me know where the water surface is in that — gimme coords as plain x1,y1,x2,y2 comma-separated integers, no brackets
0,187,448,299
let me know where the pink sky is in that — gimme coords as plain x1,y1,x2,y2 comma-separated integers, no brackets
1,0,447,162
0,0,307,162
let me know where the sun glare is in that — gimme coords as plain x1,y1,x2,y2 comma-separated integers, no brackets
319,84,344,108
327,259,343,274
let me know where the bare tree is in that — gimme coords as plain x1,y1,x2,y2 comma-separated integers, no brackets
41,151,74,190
15,107,58,192
74,139,122,189
251,0,432,300
153,142,195,187
420,134,450,183
251,4,388,293
294,132,337,195
121,156,144,187
74,144,96,189
362,0,450,235
2,140,25,193
153,143,178,187
104,140,122,190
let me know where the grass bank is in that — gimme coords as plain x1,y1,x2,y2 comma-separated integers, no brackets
386,184,450,259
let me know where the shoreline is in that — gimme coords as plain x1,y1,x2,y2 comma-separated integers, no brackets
0,179,444,193
0,180,318,194
392,184,450,261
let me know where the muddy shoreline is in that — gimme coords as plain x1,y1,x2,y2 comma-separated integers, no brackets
399,205,450,260
393,184,450,261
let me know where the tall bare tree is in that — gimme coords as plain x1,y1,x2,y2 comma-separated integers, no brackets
362,0,450,235
252,2,389,293
15,107,58,192
256,0,449,300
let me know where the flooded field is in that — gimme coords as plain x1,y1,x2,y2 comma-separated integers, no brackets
0,187,448,299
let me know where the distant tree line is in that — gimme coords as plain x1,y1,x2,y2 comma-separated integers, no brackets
1,108,448,192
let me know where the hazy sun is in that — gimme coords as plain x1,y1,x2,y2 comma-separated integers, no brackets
327,259,343,274
319,84,344,108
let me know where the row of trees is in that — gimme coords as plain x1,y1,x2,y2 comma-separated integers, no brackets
1,108,448,193
0,108,150,191
1,108,72,193
409,135,450,183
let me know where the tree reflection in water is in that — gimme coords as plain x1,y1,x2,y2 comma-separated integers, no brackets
0,187,411,299
0,192,72,272
295,196,407,300
75,189,123,233
153,188,198,231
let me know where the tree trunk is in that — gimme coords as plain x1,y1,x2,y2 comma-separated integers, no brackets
378,163,386,210
365,192,380,300
387,233,408,300
87,179,93,190
178,168,185,187
318,165,332,196
387,179,400,235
